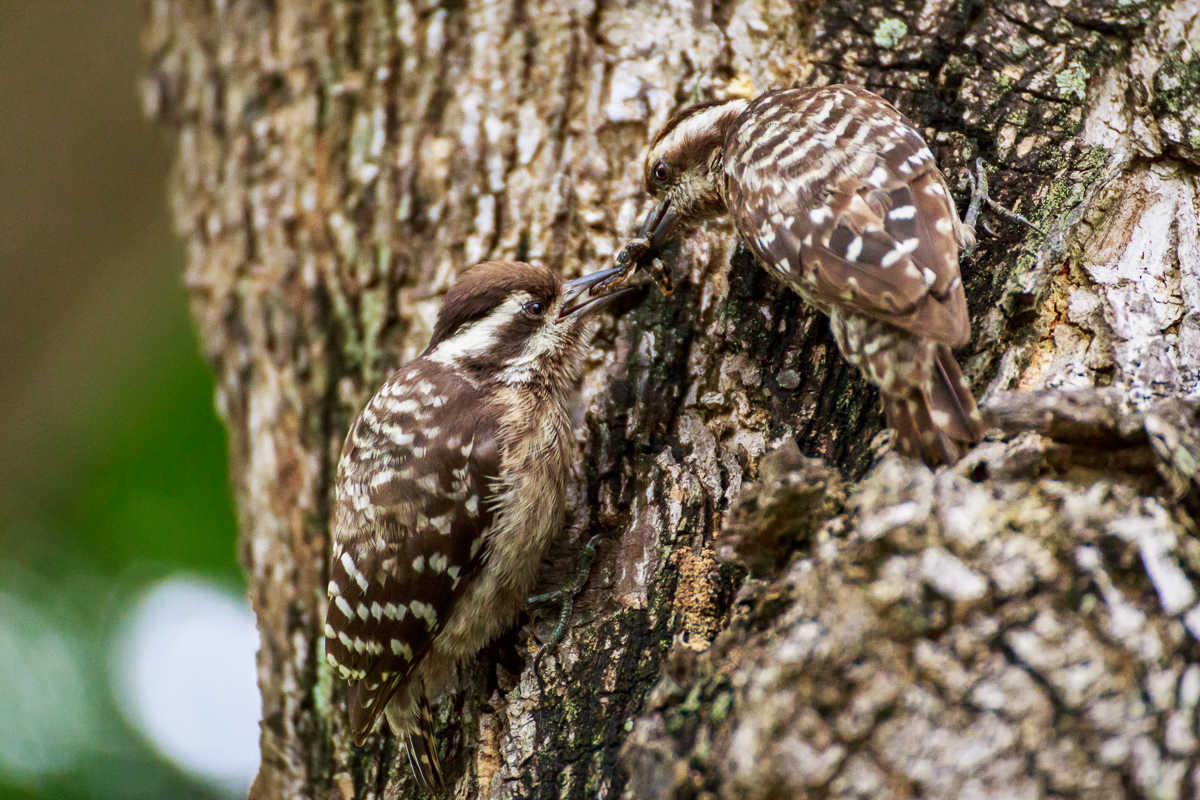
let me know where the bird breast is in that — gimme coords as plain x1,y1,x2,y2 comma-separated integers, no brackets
487,387,574,588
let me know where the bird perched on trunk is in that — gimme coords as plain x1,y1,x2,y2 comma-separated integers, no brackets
596,85,985,465
324,261,629,793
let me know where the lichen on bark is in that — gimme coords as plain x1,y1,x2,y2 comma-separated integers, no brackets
145,0,1200,797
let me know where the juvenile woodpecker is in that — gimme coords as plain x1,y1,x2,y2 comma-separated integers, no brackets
600,85,984,465
324,261,628,792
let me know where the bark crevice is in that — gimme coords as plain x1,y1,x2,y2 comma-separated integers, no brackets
146,0,1200,797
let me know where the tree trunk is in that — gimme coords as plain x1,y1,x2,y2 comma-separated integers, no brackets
145,0,1200,798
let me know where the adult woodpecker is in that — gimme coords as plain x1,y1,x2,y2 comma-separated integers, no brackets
598,85,985,465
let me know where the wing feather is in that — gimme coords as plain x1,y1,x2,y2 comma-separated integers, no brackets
725,86,971,347
324,362,502,744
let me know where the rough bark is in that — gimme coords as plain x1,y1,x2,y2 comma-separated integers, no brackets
144,0,1200,798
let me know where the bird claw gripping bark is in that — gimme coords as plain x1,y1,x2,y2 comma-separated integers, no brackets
527,533,602,680
964,157,1043,252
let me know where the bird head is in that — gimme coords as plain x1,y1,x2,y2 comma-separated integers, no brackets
425,261,630,387
632,98,749,258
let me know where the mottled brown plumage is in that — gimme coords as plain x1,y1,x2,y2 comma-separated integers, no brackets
605,85,984,465
325,261,627,792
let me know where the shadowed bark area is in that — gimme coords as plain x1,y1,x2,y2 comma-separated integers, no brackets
145,0,1200,797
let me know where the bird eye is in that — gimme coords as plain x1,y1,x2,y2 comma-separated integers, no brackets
523,300,546,318
652,160,670,184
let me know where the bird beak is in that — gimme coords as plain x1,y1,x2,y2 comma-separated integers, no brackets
636,197,678,253
601,198,678,293
560,267,637,319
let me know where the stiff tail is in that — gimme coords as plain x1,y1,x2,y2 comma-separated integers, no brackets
883,345,983,467
388,687,446,796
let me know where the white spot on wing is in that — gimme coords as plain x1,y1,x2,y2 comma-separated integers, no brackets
341,552,369,592
379,425,414,446
381,398,422,415
846,236,863,262
369,470,398,489
810,97,836,124
880,238,920,268
409,601,437,630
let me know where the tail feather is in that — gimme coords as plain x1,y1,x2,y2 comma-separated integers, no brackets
929,345,984,444
385,685,446,796
883,347,982,467
402,692,445,796
885,392,959,466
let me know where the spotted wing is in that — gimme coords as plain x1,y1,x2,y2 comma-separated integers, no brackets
323,361,501,745
724,86,970,347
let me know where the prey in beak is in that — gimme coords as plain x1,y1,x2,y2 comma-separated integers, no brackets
590,198,679,298
560,266,639,319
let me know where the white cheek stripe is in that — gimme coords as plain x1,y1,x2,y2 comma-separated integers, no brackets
427,294,530,364
497,319,579,385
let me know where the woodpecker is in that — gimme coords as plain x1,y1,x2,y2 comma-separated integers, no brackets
599,85,985,465
324,261,629,792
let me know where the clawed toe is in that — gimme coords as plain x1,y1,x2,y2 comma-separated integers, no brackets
964,157,1044,245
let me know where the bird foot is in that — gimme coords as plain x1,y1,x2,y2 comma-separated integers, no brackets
964,158,1043,252
527,533,602,679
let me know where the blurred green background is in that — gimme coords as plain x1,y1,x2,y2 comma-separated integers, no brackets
0,3,253,798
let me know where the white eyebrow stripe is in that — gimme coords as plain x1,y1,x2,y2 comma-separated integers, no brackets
427,294,530,364
648,100,749,164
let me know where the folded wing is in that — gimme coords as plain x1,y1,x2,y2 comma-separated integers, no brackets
724,86,971,348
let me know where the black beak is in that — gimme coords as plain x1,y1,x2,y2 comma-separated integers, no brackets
636,197,678,254
594,197,679,297
560,267,638,319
